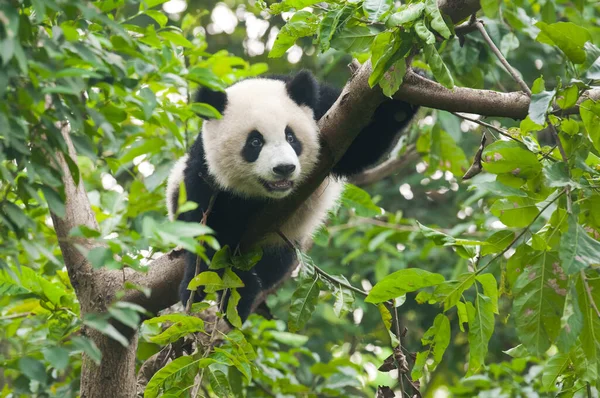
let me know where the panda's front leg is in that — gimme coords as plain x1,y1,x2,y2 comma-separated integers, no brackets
227,246,297,323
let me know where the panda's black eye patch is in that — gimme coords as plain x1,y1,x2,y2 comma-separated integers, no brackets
242,130,264,163
285,126,302,156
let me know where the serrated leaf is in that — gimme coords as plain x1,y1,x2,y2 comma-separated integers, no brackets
288,275,320,332
366,268,445,303
559,216,600,274
467,294,495,375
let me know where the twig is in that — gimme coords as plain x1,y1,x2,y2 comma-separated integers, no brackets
580,270,600,320
475,21,532,96
350,146,419,186
277,231,369,298
390,306,407,396
453,112,558,161
0,313,32,320
476,189,565,274
185,194,219,313
547,120,573,213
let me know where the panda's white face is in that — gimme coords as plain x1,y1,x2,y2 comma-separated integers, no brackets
201,79,320,199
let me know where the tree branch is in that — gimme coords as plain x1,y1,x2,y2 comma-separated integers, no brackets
350,146,419,186
475,20,531,96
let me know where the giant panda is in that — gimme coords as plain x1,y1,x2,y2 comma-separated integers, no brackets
166,70,418,322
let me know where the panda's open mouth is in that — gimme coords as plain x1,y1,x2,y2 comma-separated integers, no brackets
261,179,294,192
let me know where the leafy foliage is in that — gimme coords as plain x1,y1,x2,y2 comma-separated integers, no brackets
2,0,600,396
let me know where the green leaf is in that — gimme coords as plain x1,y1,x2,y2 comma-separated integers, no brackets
480,230,515,256
385,3,425,27
365,268,445,304
480,0,499,18
190,103,222,119
490,198,540,228
145,314,205,345
363,0,392,22
267,331,310,347
456,300,468,332
580,99,600,153
332,275,355,317
424,0,451,39
269,0,322,13
330,25,378,53
145,10,168,27
536,22,592,64
528,89,556,125
411,314,451,379
207,368,232,397
288,275,320,332
555,85,579,109
159,31,193,48
71,336,102,365
269,11,318,58
40,186,65,218
543,162,575,188
188,271,225,293
556,283,583,352
317,7,349,52
414,20,435,45
84,313,129,347
512,251,566,355
467,294,495,375
559,216,600,274
482,140,541,178
43,347,70,372
500,33,519,55
341,184,381,217
423,43,454,89
145,356,216,398
430,272,476,311
226,289,243,328
542,353,571,389
476,274,499,314
576,275,600,383
19,357,47,383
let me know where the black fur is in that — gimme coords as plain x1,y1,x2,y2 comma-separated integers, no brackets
179,71,419,323
241,130,264,163
285,126,303,156
195,87,227,117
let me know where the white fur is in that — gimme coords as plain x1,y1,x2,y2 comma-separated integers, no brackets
202,78,320,198
166,154,188,221
166,77,345,245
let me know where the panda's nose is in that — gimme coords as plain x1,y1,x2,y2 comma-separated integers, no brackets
273,164,296,177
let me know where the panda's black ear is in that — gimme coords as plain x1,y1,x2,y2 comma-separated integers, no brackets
286,70,319,112
195,87,227,119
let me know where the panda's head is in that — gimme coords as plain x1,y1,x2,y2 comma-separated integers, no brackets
197,71,321,199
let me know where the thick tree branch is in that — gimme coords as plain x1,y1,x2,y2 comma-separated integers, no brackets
51,123,99,296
